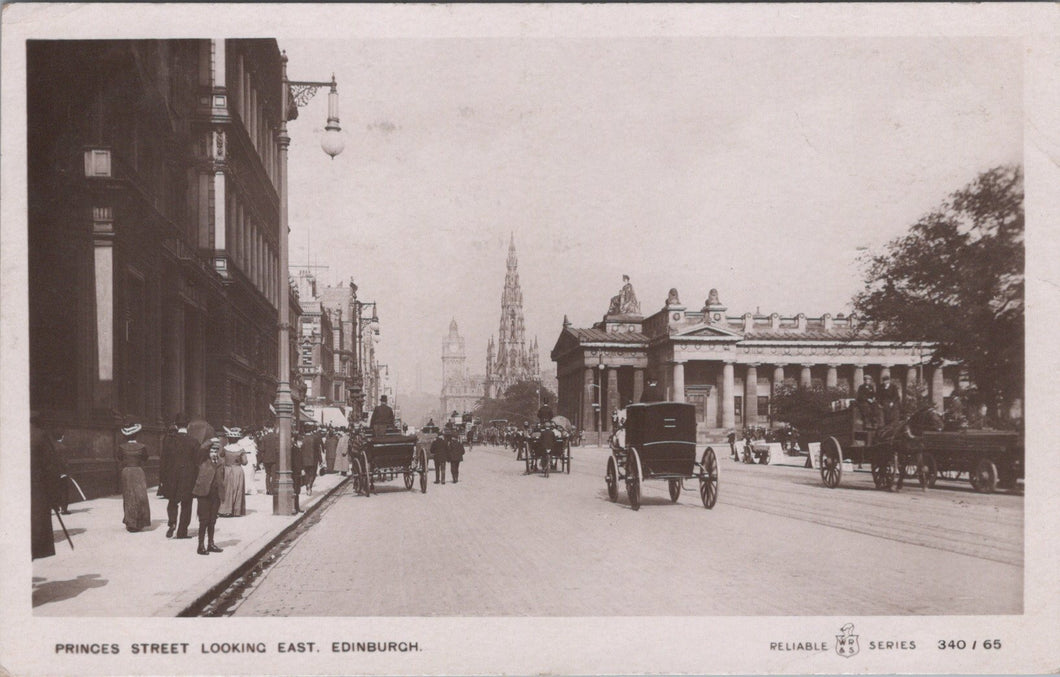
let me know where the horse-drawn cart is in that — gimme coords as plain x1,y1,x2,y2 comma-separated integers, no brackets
605,402,718,510
349,430,428,496
917,429,1023,493
817,404,938,491
524,421,571,476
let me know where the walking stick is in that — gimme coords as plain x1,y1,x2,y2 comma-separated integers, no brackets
52,507,74,550
65,475,87,502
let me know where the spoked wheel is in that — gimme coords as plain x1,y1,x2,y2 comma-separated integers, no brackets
351,457,368,497
605,456,619,502
922,452,938,488
404,471,414,490
970,458,998,493
565,441,572,474
626,448,642,511
418,448,428,493
699,447,718,509
820,436,843,488
668,479,681,503
524,449,532,474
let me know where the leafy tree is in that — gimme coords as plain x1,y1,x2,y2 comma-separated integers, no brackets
474,380,556,428
770,384,848,440
853,165,1023,422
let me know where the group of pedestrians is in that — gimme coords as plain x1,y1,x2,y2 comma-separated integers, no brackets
428,426,466,484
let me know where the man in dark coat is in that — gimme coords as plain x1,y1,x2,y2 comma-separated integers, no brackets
323,429,339,473
537,397,554,424
301,428,322,496
192,433,225,555
259,427,279,495
856,376,882,428
162,412,200,539
878,374,902,424
640,379,663,403
369,395,396,434
430,432,449,485
447,431,466,483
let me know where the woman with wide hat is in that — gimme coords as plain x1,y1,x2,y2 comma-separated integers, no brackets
218,426,247,517
118,417,152,532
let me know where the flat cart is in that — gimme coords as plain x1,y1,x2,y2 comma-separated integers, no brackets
817,404,939,491
605,402,718,511
741,438,771,465
916,429,1023,493
349,430,428,496
524,422,571,476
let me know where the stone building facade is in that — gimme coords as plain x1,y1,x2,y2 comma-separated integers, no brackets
294,271,335,406
442,319,485,416
552,282,958,442
484,235,541,398
27,39,303,498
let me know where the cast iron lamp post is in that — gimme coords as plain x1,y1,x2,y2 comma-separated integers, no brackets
274,51,344,516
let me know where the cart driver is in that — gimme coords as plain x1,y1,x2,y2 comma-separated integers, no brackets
855,375,883,428
369,395,396,434
537,397,554,425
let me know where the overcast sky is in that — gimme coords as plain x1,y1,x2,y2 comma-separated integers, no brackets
280,37,1022,395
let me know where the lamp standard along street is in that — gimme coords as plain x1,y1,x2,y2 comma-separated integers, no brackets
274,51,344,516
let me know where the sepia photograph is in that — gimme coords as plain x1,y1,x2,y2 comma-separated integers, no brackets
2,3,1058,675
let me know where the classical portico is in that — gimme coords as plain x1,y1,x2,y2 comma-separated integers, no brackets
552,284,957,442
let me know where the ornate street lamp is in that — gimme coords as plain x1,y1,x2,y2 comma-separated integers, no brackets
274,51,345,516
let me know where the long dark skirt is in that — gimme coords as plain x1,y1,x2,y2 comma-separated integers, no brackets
121,466,151,532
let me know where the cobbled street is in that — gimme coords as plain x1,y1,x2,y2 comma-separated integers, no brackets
227,445,1022,616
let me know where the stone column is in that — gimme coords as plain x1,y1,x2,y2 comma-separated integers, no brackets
800,364,812,389
930,365,946,411
605,367,620,432
721,362,735,430
773,364,786,393
672,361,686,403
826,365,838,390
582,368,596,432
853,364,865,388
905,365,918,396
744,364,758,426
632,367,645,404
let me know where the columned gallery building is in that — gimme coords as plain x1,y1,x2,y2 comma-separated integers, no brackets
551,285,958,442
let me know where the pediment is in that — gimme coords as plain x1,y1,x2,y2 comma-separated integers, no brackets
672,324,744,340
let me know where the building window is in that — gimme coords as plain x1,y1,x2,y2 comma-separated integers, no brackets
758,396,770,418
734,396,742,426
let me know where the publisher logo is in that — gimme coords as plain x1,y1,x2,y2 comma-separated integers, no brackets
835,623,860,658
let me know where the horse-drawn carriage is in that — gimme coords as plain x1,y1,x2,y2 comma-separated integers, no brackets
605,402,718,511
524,418,573,476
348,428,428,496
817,403,940,491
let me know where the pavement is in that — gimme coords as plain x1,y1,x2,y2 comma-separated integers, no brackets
32,467,348,616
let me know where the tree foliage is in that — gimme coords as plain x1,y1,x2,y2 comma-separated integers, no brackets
474,380,557,428
770,384,848,438
853,165,1023,417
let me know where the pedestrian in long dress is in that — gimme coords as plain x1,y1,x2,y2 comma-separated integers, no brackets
192,434,224,555
31,416,64,559
162,413,200,539
302,428,322,496
324,429,338,473
118,418,151,532
334,429,350,475
240,431,258,495
218,427,247,517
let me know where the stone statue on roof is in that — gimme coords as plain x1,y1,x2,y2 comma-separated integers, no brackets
666,288,681,305
607,275,641,316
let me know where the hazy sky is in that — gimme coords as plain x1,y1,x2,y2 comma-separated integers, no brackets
281,37,1022,395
